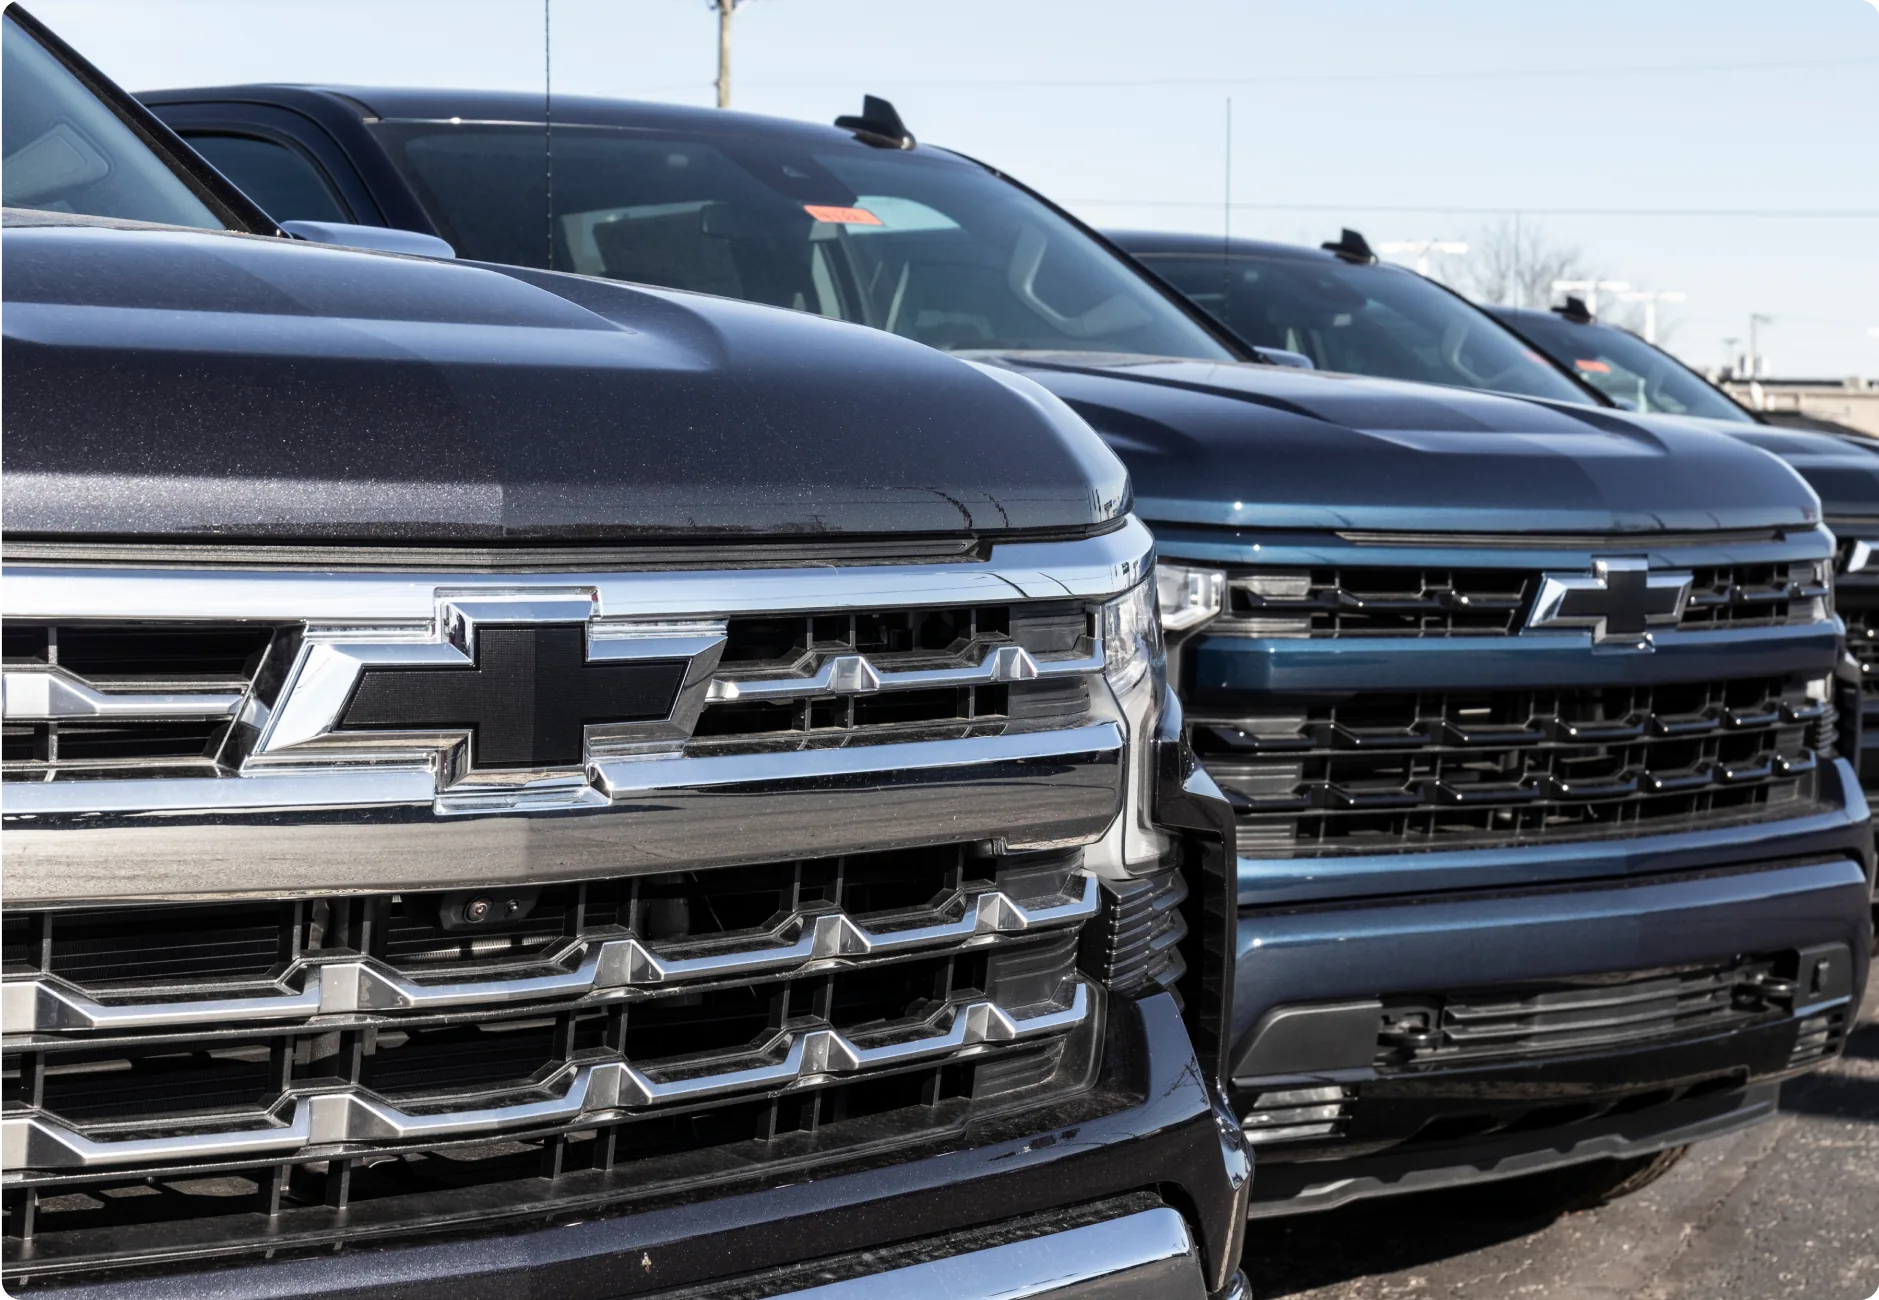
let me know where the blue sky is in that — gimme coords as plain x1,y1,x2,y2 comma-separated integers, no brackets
33,0,1879,375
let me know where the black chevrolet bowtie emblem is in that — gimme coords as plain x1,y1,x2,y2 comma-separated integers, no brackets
341,625,687,768
1528,557,1691,648
1553,563,1660,636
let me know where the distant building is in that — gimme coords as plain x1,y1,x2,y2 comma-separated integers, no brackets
1719,376,1879,437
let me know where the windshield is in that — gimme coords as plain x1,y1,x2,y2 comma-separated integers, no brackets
1,16,222,228
367,121,1231,359
1502,313,1756,423
1135,250,1589,403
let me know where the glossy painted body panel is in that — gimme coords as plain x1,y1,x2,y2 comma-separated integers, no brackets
1,221,1127,542
996,356,1820,535
136,85,1819,541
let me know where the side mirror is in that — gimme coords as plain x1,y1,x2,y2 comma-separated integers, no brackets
1252,346,1315,370
279,220,455,259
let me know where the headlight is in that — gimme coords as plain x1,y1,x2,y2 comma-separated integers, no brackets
1104,575,1166,695
1088,578,1174,876
1156,564,1226,634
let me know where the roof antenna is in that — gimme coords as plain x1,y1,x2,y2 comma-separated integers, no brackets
835,95,915,149
1555,295,1594,324
544,0,554,270
1222,97,1232,312
1321,228,1377,264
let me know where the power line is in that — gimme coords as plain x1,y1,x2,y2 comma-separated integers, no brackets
698,51,1879,91
1068,199,1879,219
621,53,1879,96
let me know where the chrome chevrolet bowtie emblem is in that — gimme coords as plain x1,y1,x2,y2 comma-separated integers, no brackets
256,593,727,775
1526,558,1691,650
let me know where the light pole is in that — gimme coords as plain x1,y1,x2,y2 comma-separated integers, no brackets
1748,313,1774,378
1379,239,1469,278
1612,290,1686,345
1552,278,1631,318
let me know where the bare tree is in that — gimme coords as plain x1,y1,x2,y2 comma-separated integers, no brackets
1451,218,1586,310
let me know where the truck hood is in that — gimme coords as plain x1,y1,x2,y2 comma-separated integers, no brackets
1651,417,1879,524
1,218,1127,543
989,354,1821,536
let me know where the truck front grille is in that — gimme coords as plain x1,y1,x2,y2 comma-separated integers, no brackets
1,847,1112,1278
1,602,1093,783
1216,558,1829,638
1199,674,1832,857
1,523,1217,1281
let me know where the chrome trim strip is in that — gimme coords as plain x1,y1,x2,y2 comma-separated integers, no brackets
591,722,1123,795
2,877,1101,1032
0,983,1092,1170
0,519,1155,623
759,1205,1201,1300
708,643,1102,702
2,726,1124,903
0,669,243,722
0,767,439,816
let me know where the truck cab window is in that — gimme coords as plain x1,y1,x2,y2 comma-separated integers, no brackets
182,133,349,223
371,121,1231,360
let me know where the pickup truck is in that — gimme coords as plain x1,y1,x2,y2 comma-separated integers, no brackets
1108,228,1879,931
134,82,1875,1219
0,14,1250,1297
1491,301,1879,884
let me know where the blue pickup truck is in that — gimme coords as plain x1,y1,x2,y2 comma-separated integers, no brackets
138,85,1876,1218
1111,227,1879,921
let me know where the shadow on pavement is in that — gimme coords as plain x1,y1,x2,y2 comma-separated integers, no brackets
1240,1174,1569,1297
1840,1017,1879,1062
1773,1052,1879,1119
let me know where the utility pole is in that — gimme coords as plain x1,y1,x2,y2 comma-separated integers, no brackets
712,0,746,109
1613,289,1686,345
1378,239,1469,278
1552,278,1630,318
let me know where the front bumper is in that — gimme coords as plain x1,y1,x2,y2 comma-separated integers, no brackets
1229,809,1872,1214
16,995,1249,1299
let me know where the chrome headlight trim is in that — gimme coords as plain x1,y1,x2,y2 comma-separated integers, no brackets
1086,576,1175,876
1157,563,1226,635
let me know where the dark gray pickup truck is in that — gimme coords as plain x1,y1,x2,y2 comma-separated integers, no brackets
0,11,1248,1297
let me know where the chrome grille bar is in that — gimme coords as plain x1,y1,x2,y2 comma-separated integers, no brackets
3,725,1125,903
0,518,1155,623
708,643,1102,702
2,876,1100,1033
0,670,244,721
1,983,1092,1170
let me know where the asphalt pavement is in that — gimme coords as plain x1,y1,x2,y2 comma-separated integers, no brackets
1242,978,1879,1300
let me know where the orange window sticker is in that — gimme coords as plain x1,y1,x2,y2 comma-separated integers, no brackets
1574,358,1613,374
803,204,882,226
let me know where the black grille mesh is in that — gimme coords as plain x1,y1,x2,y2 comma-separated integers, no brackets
1217,559,1827,639
1198,674,1832,857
